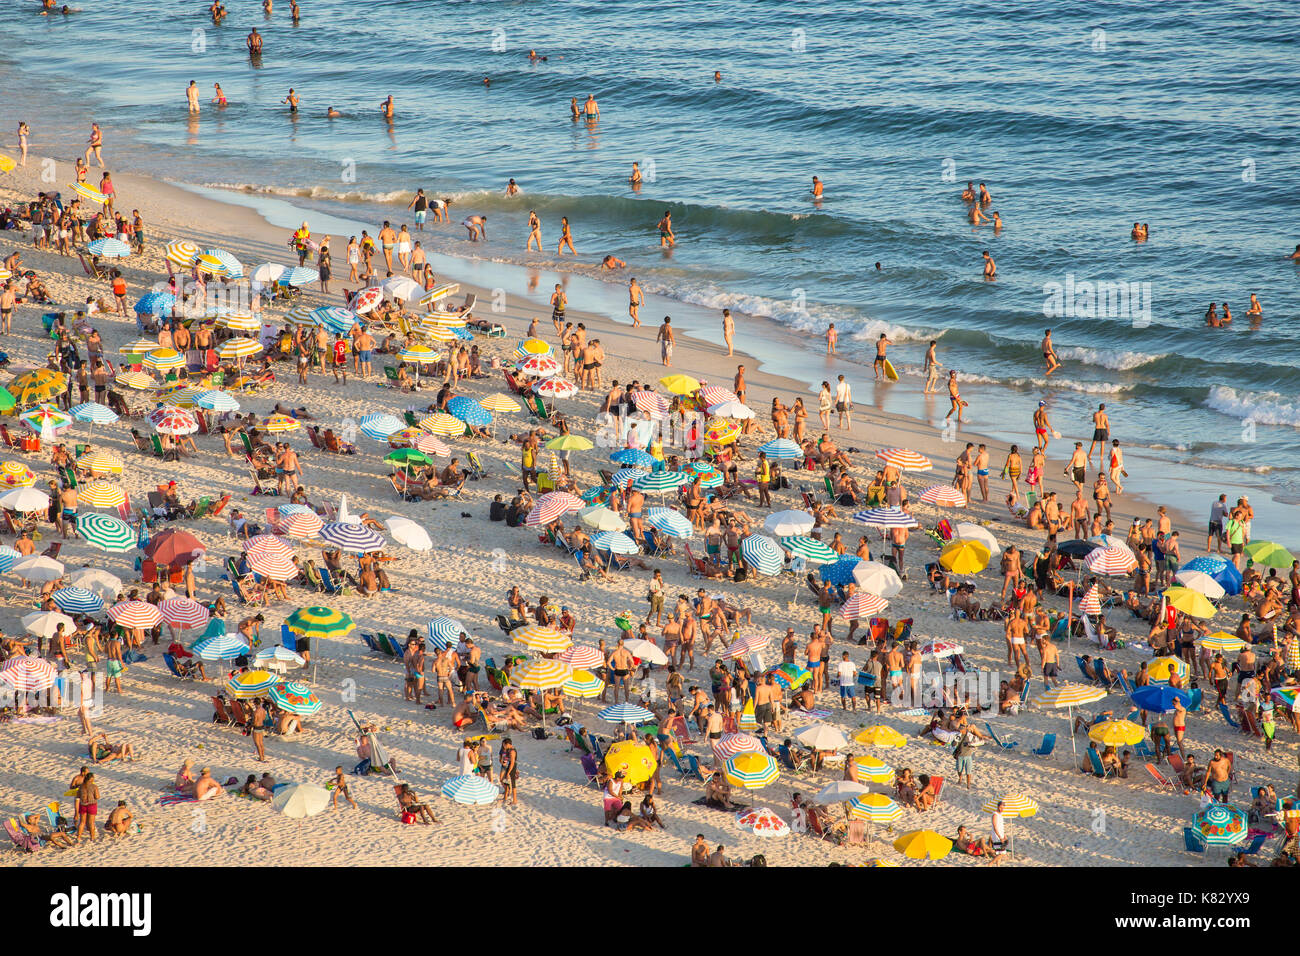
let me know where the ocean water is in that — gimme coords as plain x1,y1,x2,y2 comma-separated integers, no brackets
3,0,1300,510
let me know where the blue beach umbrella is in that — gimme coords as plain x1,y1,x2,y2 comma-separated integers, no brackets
646,507,692,538
426,616,466,649
446,396,492,427
1130,685,1191,714
280,266,318,288
87,237,131,258
441,774,501,806
758,438,802,460
598,702,655,725
611,448,657,468
133,290,176,316
50,586,104,615
0,546,21,573
592,531,639,555
852,507,920,529
319,521,386,553
610,467,647,487
820,556,860,585
70,402,119,425
358,413,404,441
634,471,689,493
310,305,361,335
193,633,251,661
740,535,784,576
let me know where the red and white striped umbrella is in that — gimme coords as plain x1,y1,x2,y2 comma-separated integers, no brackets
712,732,767,761
534,378,579,399
919,484,966,507
242,534,295,558
1078,585,1102,615
840,593,889,619
631,390,670,418
150,406,198,436
875,448,933,472
413,433,451,456
107,600,164,629
159,597,210,629
722,633,772,660
246,550,298,581
1084,546,1137,576
281,512,324,539
919,640,964,659
351,286,384,314
558,644,605,670
524,491,585,527
698,385,739,406
0,655,57,692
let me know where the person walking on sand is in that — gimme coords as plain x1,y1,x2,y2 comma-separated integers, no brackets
657,317,675,366
873,333,891,380
16,122,29,167
923,340,941,393
628,277,644,328
186,80,201,113
251,698,268,761
558,216,576,255
500,737,519,806
834,374,852,428
75,772,100,841
1042,329,1061,376
330,766,358,809
722,308,734,354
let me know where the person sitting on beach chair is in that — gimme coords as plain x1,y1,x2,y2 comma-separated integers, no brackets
395,783,438,825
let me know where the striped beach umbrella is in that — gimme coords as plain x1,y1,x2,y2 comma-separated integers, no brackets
418,283,460,308
558,644,604,669
359,413,404,440
1192,803,1248,848
218,312,261,334
598,702,655,726
1085,546,1138,576
534,378,579,399
0,656,57,693
609,467,647,489
708,399,754,420
9,369,67,405
285,304,318,327
515,354,560,378
1271,686,1299,709
981,794,1040,817
312,306,362,335
319,522,385,553
254,645,306,668
480,393,521,414
646,507,693,538
79,480,127,509
50,586,104,615
280,511,324,539
698,385,739,406
514,338,554,359
723,753,780,789
87,237,132,257
71,403,119,427
422,310,467,329
875,448,933,471
635,470,690,495
71,181,108,204
217,338,263,361
143,348,185,372
853,756,895,782
740,535,784,576
442,774,501,806
722,633,770,660
852,507,920,529
193,633,251,661
691,467,724,489
284,606,355,641
919,484,966,507
1147,655,1189,686
398,344,440,366
611,448,657,468
1078,585,1102,615
840,592,889,619
848,793,903,824
269,680,322,716
630,390,670,419
150,407,198,436
768,663,811,691
0,462,36,488
351,287,384,314
108,600,163,629
402,432,446,457
77,513,136,552
1033,683,1107,709
561,668,605,698
226,670,279,699
115,371,154,390
512,624,572,654
447,396,492,426
263,413,300,433
757,438,802,460
419,412,465,436
195,390,239,413
246,549,297,581
279,265,317,288
854,725,908,748
712,732,766,761
780,535,837,565
164,239,200,268
0,546,20,573
425,616,466,649
199,249,243,278
511,658,572,691
592,530,639,555
159,597,209,630
120,339,162,359
1200,632,1246,653
525,491,584,526
419,324,458,343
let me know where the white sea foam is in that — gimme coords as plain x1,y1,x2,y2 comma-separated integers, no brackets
1205,386,1300,428
1055,346,1165,371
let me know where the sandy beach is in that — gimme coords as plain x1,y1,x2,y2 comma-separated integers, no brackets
0,151,1296,870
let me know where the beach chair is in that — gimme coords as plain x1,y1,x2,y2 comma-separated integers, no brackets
587,733,606,761
4,818,40,853
668,715,697,745
985,722,1018,750
683,754,714,782
665,749,691,780
805,806,836,842
1088,749,1113,779
1167,753,1186,780
1133,738,1154,758
1031,733,1057,758
1187,688,1202,712
579,753,602,788
1183,827,1206,854
162,654,193,680
319,567,345,595
927,775,945,808
208,494,233,518
210,696,232,725
1116,670,1138,698
778,743,813,773
1239,832,1269,856
563,725,592,754
1144,763,1176,790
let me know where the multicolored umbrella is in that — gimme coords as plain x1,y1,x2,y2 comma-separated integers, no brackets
195,390,239,412
611,448,658,468
71,182,108,204
703,419,740,446
848,793,903,824
767,662,811,691
108,600,164,629
114,371,154,390
88,237,131,257
853,756,895,782
918,484,966,507
735,807,790,837
9,369,67,405
226,670,279,699
159,597,209,630
1191,803,1247,847
419,412,465,436
269,680,322,715
418,283,460,308
192,633,251,661
425,616,467,648
1200,632,1246,653
919,640,964,659
723,753,780,789
77,513,136,552
840,592,889,619
514,338,554,359
263,413,301,434
446,396,492,426
18,404,73,435
280,511,324,539
558,644,605,669
285,606,355,640
350,287,384,314
852,507,919,529
0,461,36,488
561,668,605,698
875,448,933,471
143,348,186,372
358,413,404,440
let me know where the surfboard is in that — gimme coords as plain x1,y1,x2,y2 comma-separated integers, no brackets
883,359,899,382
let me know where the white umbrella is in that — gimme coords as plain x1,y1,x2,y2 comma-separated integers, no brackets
851,561,904,598
13,555,65,582
623,639,669,665
953,522,1001,556
67,568,123,603
383,276,422,301
816,780,871,803
579,506,628,532
22,610,75,639
0,487,51,512
251,263,288,285
708,400,755,419
384,515,432,551
794,723,849,751
1174,569,1227,600
763,510,815,537
271,783,331,819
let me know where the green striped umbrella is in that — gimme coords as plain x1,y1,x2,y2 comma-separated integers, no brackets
76,513,137,553
633,471,690,493
285,606,355,639
780,535,838,565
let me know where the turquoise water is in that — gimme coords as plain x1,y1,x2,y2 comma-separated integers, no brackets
3,0,1300,507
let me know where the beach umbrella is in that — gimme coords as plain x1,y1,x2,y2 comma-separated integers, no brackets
446,397,492,427
875,448,933,472
143,348,185,373
251,263,288,285
50,586,103,615
740,535,784,576
195,390,239,412
0,656,57,693
735,807,790,837
724,753,780,791
515,355,560,377
203,249,243,278
164,239,200,269
87,237,131,257
558,644,604,670
1174,570,1227,600
71,182,108,204
66,568,121,603
254,645,306,669
630,391,670,418
1147,655,1189,685
133,291,176,317
818,781,872,804
512,659,572,693
592,530,639,557
22,610,76,639
1200,632,1246,653
1130,685,1190,714
1245,541,1294,569
849,561,902,598
1034,682,1109,756
280,511,325,539
764,510,815,537
157,384,204,408
561,668,605,698
358,413,404,440
853,756,895,783
262,413,300,434
659,374,700,395
150,408,198,436
919,640,964,659
598,702,655,726
9,369,67,405
441,774,501,806
514,338,553,359
398,344,440,367
418,283,460,307
269,680,322,715
18,404,72,437
817,557,859,586
310,306,361,335
0,546,18,574
780,535,837,565
708,400,754,419
852,507,919,529
534,378,579,400
0,388,13,413
646,507,693,539
277,265,317,288
893,829,952,860
546,434,594,453
1085,546,1137,576
226,670,279,699
698,385,739,406
952,523,1002,555
579,505,627,532
382,275,422,301
1088,719,1147,747
13,555,65,582
426,616,467,648
384,515,432,551
159,597,209,630
76,513,136,552
604,740,658,786
217,338,263,362
940,540,991,574
855,725,907,748
848,793,904,825
410,433,451,457
840,592,888,619
108,600,163,629
1077,584,1102,616
0,463,37,490
525,491,584,526
479,393,521,415
285,606,355,640
272,783,330,819
794,723,849,751
623,638,669,666
1163,586,1217,619
757,438,802,460
918,484,966,507
612,448,658,468
767,662,811,691
218,312,261,334
115,371,154,390
245,548,297,581
75,449,124,476
721,633,770,660
708,732,766,762
419,412,465,437
703,419,740,446
610,467,648,489
980,794,1040,856
1191,803,1248,849
193,633,251,661
145,529,206,566
511,624,571,654
1182,555,1228,575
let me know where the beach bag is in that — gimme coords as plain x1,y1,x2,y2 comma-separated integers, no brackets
352,758,371,776
400,810,418,825
953,734,974,759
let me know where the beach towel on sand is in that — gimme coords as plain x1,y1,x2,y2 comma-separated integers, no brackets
158,790,197,807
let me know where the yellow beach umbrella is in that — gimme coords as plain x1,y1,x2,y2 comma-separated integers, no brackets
9,369,67,406
1201,632,1246,653
723,752,780,789
893,829,952,860
511,624,572,654
119,338,162,357
77,449,124,476
853,755,895,782
420,413,464,437
226,670,280,699
195,252,229,276
164,239,200,269
218,338,263,361
218,312,261,333
80,480,127,508
479,393,521,414
1147,655,1189,685
0,154,16,174
114,371,154,390
263,414,301,433
659,374,700,395
1088,719,1147,748
603,740,657,786
854,725,907,748
0,461,36,488
1162,587,1217,619
981,794,1040,817
940,539,991,574
511,658,572,691
143,348,185,372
